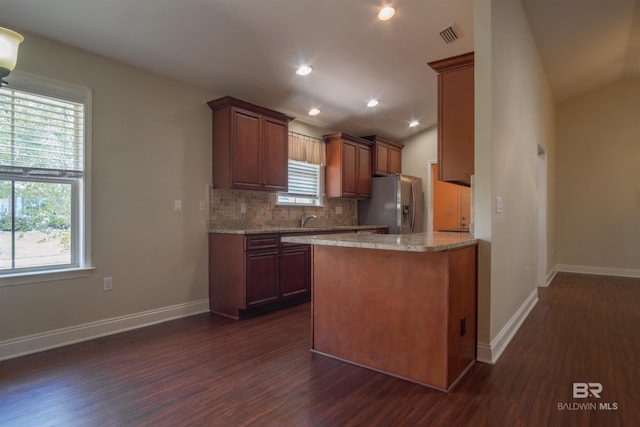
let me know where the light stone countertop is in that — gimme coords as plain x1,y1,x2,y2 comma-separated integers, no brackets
208,224,387,235
281,231,477,252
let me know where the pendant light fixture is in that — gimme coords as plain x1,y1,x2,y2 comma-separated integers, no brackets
0,27,24,87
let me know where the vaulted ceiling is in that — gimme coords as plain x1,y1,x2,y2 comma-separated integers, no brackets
1,0,638,140
522,0,640,102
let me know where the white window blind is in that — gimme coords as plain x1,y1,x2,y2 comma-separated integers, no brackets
288,160,319,196
278,160,322,206
0,88,84,178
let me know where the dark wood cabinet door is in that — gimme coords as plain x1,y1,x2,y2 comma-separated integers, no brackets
279,245,310,299
342,141,357,196
439,65,474,186
356,145,371,197
231,108,262,189
262,117,288,191
246,249,279,307
374,143,389,176
388,146,402,174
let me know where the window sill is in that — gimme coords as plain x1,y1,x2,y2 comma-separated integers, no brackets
275,203,324,208
0,267,95,287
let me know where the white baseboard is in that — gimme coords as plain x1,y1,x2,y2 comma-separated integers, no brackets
541,267,558,287
476,342,493,364
476,287,539,365
556,264,640,278
0,299,210,361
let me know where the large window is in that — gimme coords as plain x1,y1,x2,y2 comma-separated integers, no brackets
0,74,91,283
277,160,323,206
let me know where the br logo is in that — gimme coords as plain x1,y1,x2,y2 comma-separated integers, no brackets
573,383,602,398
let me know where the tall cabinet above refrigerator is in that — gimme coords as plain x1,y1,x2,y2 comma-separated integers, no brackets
358,174,423,234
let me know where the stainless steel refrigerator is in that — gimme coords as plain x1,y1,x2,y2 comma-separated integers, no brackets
358,174,423,234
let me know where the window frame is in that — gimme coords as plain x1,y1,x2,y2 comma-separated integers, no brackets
277,160,324,207
0,71,93,286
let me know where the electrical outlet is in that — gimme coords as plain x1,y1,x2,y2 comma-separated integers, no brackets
103,277,113,291
496,196,503,214
240,203,247,214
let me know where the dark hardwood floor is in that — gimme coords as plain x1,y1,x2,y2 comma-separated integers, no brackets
1,272,638,426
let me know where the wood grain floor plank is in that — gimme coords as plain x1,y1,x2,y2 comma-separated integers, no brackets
1,272,638,426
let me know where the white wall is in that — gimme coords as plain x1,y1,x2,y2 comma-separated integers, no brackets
0,30,215,348
556,79,640,275
474,0,556,362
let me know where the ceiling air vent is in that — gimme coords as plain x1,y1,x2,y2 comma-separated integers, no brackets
439,25,458,44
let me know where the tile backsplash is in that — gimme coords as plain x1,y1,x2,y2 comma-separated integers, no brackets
209,189,357,229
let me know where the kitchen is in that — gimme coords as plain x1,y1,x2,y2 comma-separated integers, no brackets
1,0,639,424
205,53,476,390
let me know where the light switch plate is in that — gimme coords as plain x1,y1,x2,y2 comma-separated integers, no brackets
496,196,503,214
174,200,183,212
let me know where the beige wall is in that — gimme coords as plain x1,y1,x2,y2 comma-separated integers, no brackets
400,126,438,232
1,3,565,363
475,0,556,357
556,79,640,271
0,30,216,341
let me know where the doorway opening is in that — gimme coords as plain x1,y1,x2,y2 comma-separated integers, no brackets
430,163,471,232
537,145,548,286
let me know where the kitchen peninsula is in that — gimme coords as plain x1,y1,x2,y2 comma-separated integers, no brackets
282,231,478,391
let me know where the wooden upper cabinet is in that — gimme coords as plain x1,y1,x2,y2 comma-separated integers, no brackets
362,135,404,176
324,132,373,199
208,96,294,192
232,109,262,188
262,116,289,190
341,140,357,196
428,52,474,187
356,145,371,196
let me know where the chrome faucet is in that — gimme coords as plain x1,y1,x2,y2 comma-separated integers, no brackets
301,214,317,227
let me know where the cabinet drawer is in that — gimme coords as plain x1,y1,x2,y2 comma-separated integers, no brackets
245,234,279,250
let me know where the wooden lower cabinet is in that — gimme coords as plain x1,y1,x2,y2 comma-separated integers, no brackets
279,245,311,299
246,249,279,307
209,233,311,319
311,243,477,390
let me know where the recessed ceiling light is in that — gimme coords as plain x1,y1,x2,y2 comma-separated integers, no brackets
409,120,420,128
308,108,320,116
378,6,396,21
367,99,379,107
296,65,313,76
